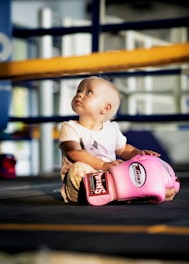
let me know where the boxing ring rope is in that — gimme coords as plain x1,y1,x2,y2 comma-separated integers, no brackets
9,113,189,124
13,16,189,38
11,68,185,88
0,42,189,81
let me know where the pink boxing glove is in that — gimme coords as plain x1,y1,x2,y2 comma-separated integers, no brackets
155,157,180,193
110,155,180,204
83,170,117,206
83,155,180,206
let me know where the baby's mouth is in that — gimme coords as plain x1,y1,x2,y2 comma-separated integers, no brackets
74,100,82,106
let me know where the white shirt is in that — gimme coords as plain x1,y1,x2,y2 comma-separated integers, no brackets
59,120,126,162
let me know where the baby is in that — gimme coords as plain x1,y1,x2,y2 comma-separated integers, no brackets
59,76,177,203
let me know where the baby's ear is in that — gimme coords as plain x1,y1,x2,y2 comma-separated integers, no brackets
101,103,112,114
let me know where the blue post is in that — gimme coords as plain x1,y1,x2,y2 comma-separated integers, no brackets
0,0,12,131
91,0,100,52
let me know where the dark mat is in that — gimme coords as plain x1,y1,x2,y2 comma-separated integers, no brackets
0,174,189,261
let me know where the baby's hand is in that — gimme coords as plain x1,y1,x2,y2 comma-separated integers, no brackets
102,159,123,171
137,149,160,157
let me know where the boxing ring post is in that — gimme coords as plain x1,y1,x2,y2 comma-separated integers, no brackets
91,0,100,52
0,0,12,132
38,8,54,174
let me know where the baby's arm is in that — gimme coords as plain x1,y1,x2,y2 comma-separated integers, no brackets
116,143,160,160
61,141,122,171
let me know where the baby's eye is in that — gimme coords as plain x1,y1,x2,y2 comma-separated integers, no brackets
86,89,92,95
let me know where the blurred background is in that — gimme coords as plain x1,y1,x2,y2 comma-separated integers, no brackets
0,0,189,177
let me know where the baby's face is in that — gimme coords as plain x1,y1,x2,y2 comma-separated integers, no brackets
71,78,111,119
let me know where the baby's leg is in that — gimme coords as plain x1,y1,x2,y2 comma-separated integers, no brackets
61,162,96,203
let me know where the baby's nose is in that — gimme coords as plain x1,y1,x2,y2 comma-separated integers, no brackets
77,92,83,98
